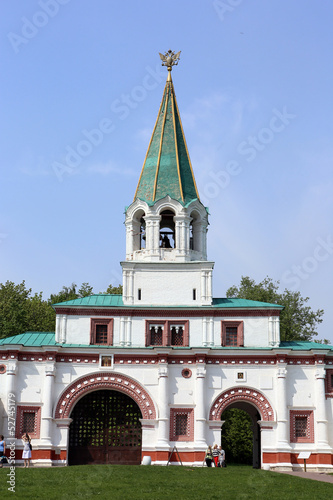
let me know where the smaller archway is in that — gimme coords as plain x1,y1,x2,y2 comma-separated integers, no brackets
159,209,175,248
221,403,261,468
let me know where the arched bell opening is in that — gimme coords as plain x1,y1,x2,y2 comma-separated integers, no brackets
189,210,202,253
132,209,146,252
159,209,175,249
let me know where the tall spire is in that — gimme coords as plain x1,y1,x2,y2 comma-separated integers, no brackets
134,50,200,206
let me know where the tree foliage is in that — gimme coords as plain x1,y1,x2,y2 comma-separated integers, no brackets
0,281,124,340
221,408,253,464
226,276,325,342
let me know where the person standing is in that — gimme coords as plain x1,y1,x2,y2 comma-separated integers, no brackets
22,433,32,468
205,445,213,467
0,435,6,467
212,444,220,467
218,445,226,467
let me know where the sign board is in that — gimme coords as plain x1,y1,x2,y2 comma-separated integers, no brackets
298,452,311,459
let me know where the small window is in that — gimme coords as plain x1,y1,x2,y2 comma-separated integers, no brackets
295,417,307,438
145,320,189,347
100,355,113,368
193,289,196,300
175,414,188,436
170,408,194,441
171,326,184,346
22,412,36,434
138,288,142,300
290,410,314,443
15,406,41,439
96,324,108,344
226,327,238,346
91,319,113,345
221,321,244,347
150,326,163,346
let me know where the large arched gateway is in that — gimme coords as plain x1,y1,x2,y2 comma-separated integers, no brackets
68,390,142,465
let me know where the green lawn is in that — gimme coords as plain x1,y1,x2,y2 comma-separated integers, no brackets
1,465,332,500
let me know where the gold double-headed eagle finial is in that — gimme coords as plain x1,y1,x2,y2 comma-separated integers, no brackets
159,49,181,72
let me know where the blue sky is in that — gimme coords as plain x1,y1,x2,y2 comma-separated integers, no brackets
1,0,332,341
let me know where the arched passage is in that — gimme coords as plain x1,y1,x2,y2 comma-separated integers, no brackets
209,387,275,469
68,389,142,465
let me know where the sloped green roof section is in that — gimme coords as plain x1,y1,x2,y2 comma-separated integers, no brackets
52,294,283,309
134,73,199,206
0,332,331,351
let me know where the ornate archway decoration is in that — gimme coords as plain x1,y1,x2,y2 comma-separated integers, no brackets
209,387,275,421
54,372,157,420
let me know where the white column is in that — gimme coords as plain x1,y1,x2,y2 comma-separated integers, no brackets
119,317,125,346
60,315,67,343
157,364,169,449
40,361,56,449
125,317,132,346
315,365,329,448
202,318,208,346
125,219,133,258
208,317,214,346
276,364,290,449
195,365,207,448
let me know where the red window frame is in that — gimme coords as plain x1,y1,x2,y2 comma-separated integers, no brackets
15,406,41,439
290,410,314,443
90,318,113,345
325,369,333,397
170,408,194,442
145,320,189,347
221,321,244,347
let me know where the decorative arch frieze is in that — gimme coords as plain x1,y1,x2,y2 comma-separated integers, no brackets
54,372,157,420
209,387,275,421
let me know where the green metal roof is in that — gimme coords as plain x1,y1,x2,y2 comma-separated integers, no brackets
52,294,283,310
0,332,331,351
134,72,200,206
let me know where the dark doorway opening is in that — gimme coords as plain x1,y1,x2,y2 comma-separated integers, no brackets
68,390,142,465
221,403,261,468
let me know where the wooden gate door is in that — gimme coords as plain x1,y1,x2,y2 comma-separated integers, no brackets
68,390,142,465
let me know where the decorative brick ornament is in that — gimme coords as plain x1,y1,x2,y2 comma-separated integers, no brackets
54,372,157,420
209,387,275,421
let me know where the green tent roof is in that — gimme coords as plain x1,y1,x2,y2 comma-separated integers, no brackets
133,72,200,206
52,294,283,309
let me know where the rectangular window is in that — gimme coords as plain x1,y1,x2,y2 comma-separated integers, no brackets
221,321,244,347
175,414,188,436
295,417,307,438
193,289,196,300
96,324,108,344
138,288,141,300
226,326,238,346
90,318,113,345
290,410,314,443
170,408,194,441
15,406,41,439
325,369,333,396
22,412,36,434
145,320,189,347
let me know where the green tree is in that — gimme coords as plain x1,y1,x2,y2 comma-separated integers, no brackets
105,284,123,294
49,282,94,304
221,408,253,464
0,281,55,339
226,276,324,342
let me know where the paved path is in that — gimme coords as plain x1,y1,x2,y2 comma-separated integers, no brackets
276,470,333,484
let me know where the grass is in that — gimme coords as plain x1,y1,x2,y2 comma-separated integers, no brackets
1,464,332,500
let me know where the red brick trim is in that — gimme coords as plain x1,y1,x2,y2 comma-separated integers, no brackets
145,320,189,347
170,408,194,441
209,387,275,421
54,307,281,318
262,452,332,465
90,318,113,345
142,450,205,463
54,372,157,420
221,321,244,347
290,410,314,443
325,369,333,397
0,364,6,374
15,406,41,439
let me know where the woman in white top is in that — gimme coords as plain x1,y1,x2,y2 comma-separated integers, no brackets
22,433,31,468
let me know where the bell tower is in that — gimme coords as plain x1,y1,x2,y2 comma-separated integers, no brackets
121,51,214,306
